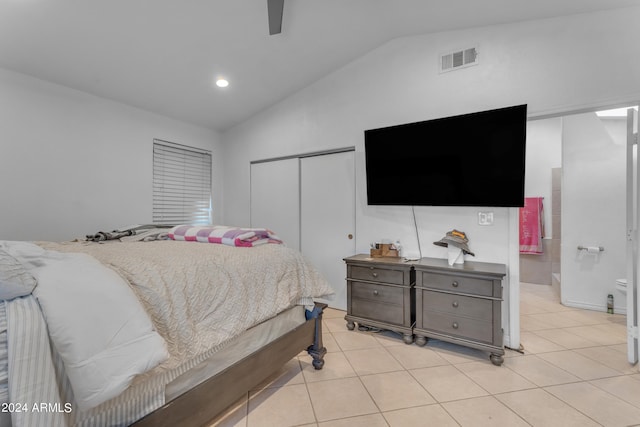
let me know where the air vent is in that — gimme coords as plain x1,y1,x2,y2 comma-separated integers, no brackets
440,47,478,73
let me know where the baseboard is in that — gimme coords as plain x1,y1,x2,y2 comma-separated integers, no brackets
563,299,627,316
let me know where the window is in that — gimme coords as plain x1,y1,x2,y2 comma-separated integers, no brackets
153,139,212,225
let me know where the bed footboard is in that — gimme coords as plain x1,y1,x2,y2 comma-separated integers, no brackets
132,302,327,427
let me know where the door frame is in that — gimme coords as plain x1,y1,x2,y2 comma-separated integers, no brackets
516,101,640,357
626,107,638,364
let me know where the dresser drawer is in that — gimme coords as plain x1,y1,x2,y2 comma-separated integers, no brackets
418,272,494,297
351,299,404,325
350,281,404,305
421,290,493,321
350,265,406,285
422,311,493,343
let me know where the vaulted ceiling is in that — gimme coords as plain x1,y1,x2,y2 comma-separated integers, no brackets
0,0,636,132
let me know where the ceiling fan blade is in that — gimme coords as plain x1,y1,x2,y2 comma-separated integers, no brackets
267,0,284,35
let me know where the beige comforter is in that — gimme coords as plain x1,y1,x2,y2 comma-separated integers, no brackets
38,240,333,370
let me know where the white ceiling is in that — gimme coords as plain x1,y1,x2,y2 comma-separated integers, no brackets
0,0,636,132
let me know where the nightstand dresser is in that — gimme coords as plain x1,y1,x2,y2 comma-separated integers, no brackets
413,257,506,365
343,255,415,344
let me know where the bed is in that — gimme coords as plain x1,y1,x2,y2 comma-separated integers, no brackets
0,225,333,427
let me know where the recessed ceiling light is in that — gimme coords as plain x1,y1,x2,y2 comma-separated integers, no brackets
216,79,229,88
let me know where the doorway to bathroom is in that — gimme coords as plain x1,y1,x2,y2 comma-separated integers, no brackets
522,105,638,363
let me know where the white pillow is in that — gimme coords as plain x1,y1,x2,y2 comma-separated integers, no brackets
0,249,36,300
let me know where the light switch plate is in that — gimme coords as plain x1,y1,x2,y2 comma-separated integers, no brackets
478,211,494,226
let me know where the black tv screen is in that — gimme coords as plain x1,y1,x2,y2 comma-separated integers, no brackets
364,105,527,207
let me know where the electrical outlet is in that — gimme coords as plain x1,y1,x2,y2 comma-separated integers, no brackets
478,211,494,226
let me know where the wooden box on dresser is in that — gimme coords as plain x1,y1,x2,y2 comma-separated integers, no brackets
343,254,415,344
413,257,507,366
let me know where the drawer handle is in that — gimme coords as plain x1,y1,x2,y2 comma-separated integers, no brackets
373,290,379,296
452,301,459,308
452,281,459,288
372,272,378,278
452,322,459,329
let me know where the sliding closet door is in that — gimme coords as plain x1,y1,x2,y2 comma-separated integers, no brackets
250,158,300,250
301,151,355,310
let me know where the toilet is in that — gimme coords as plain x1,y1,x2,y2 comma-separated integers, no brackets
616,278,627,295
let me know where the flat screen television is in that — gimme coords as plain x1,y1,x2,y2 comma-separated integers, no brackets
364,104,527,207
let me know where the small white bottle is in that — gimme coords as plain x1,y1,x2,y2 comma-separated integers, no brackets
393,240,402,257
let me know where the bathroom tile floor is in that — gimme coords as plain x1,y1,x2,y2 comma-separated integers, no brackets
210,283,640,426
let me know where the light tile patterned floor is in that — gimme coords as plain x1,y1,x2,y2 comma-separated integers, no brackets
210,283,640,426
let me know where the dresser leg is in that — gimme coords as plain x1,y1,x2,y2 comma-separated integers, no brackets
490,353,504,366
402,333,414,345
346,320,355,330
415,335,428,346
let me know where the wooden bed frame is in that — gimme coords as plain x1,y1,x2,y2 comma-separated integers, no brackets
132,302,327,427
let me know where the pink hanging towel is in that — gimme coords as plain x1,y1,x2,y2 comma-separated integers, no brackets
519,197,545,254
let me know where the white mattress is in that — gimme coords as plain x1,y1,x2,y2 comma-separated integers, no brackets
2,296,66,427
0,302,10,427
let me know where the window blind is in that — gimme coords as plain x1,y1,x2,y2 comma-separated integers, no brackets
153,140,212,225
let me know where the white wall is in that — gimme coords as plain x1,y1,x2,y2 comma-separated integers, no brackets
223,6,640,254
0,68,223,241
221,7,640,346
525,118,562,238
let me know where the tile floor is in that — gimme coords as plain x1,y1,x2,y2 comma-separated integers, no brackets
210,283,640,426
